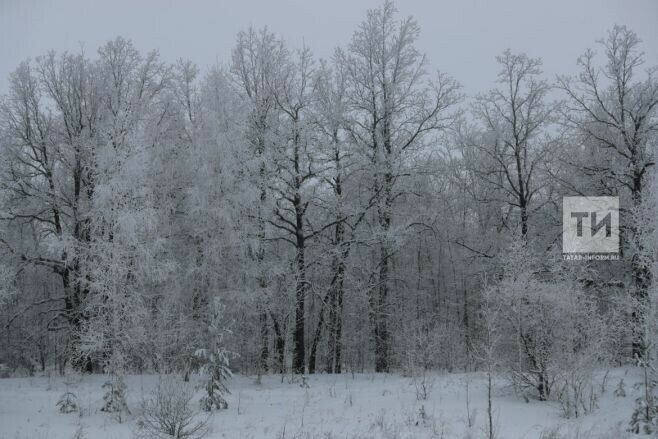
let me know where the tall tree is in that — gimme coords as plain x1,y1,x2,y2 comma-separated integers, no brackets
466,50,556,241
558,26,658,360
267,45,317,374
338,0,460,371
230,27,288,372
0,52,101,370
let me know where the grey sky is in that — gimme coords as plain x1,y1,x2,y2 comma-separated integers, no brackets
1,0,656,96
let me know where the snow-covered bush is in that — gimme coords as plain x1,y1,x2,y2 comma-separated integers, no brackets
614,379,626,398
539,424,631,439
57,391,78,414
71,426,86,439
554,371,599,419
628,358,658,434
495,241,611,405
411,369,434,401
396,317,441,400
137,377,208,439
629,395,658,435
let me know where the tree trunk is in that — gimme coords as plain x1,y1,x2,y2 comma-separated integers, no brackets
373,170,392,373
293,249,306,374
271,315,286,374
631,176,650,360
327,139,347,374
327,256,346,374
308,290,330,374
292,190,307,374
374,250,389,373
259,311,269,372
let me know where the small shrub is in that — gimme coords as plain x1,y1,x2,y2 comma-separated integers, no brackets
614,379,626,397
628,362,658,434
554,370,599,419
629,395,658,435
137,377,208,439
57,391,78,414
71,425,86,439
411,369,434,401
540,423,631,439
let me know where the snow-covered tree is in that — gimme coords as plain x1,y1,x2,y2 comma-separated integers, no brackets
337,0,461,372
558,26,658,360
196,299,232,411
466,50,557,240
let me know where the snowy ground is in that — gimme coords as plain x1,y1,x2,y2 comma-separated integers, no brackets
0,368,641,439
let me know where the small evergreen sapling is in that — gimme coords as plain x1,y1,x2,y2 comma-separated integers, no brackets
101,375,131,420
196,348,232,411
614,379,626,398
195,298,233,412
629,359,658,434
57,391,78,413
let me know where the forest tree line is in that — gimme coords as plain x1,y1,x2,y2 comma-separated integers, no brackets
0,2,657,408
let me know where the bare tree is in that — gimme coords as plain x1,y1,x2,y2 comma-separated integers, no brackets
467,50,556,240
558,26,658,360
471,277,502,439
266,45,317,374
338,0,461,371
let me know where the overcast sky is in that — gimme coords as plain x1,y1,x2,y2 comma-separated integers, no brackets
1,0,656,96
